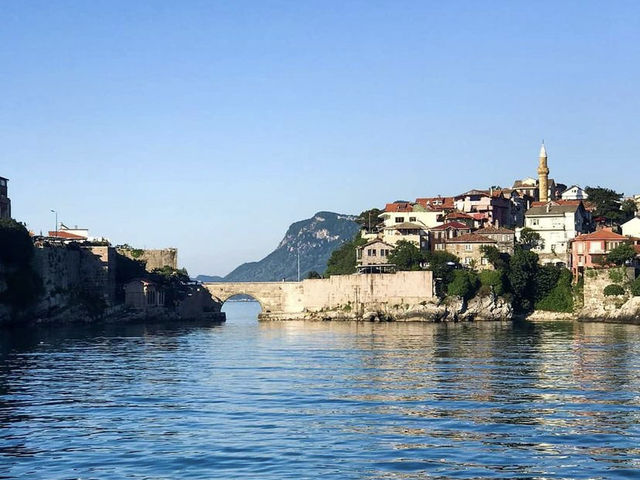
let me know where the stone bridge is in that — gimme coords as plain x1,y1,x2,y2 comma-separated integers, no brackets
203,272,433,319
203,282,304,314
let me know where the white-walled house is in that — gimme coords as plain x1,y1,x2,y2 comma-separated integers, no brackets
622,217,640,238
561,185,589,201
520,201,590,265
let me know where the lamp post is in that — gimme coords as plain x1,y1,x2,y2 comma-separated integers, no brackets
50,210,57,238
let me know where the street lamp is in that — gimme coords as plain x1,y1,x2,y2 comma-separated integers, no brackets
50,210,57,238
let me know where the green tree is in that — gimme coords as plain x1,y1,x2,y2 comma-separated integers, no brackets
535,268,574,312
0,219,34,266
423,250,459,296
356,208,384,233
480,245,510,270
630,277,640,296
508,248,539,312
518,227,543,251
585,186,635,224
479,269,506,296
388,240,425,271
534,265,563,303
306,271,322,279
606,244,636,266
325,233,367,276
447,270,479,301
0,219,43,310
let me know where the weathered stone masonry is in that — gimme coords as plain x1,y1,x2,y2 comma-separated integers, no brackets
204,271,434,318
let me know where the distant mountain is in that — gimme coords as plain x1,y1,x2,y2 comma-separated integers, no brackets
196,211,359,282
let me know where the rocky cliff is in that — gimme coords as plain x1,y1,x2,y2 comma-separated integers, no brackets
197,211,360,282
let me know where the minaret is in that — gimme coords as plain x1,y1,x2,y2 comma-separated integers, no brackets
537,142,549,202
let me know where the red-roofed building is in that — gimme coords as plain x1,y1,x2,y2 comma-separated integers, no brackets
453,190,511,228
570,228,634,279
429,222,472,252
415,196,455,211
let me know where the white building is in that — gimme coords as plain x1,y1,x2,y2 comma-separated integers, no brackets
520,201,590,265
560,185,589,201
621,217,640,238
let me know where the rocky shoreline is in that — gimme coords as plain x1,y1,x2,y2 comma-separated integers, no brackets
260,295,514,322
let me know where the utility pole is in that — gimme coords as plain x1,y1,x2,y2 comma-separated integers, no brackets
297,248,301,282
50,209,57,238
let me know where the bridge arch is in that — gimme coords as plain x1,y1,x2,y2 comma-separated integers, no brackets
203,282,303,315
214,293,265,311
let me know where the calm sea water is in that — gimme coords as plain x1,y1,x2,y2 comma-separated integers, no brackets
1,302,639,479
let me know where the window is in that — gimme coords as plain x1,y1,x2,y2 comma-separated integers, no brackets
380,249,386,257
0,179,5,187
371,249,376,256
436,244,445,251
531,219,539,226
464,257,472,265
481,257,488,265
409,217,416,222
367,249,372,257
395,217,404,223
464,244,473,251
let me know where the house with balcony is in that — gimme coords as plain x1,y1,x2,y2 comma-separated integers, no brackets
521,201,590,265
570,229,634,280
378,201,446,230
0,176,11,219
444,233,497,270
356,238,396,273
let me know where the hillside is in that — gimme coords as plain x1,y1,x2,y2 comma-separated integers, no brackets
196,211,359,282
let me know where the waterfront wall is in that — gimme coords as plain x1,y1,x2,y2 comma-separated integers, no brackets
302,271,434,312
579,267,639,323
205,271,436,319
32,245,116,311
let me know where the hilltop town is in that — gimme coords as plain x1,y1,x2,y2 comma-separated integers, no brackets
2,144,640,325
347,144,640,281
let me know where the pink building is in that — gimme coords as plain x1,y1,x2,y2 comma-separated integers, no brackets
570,228,632,279
453,189,511,228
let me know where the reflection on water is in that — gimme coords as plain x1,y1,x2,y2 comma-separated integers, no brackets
1,302,639,479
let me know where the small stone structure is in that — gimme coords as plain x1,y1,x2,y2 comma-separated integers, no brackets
116,248,178,272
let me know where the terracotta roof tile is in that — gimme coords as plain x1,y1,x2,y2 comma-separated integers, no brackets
446,233,497,244
475,226,515,235
573,230,629,241
430,221,470,231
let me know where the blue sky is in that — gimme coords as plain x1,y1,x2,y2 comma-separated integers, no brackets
2,1,639,276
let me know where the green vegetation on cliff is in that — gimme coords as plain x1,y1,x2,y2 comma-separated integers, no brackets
325,233,366,276
0,219,43,310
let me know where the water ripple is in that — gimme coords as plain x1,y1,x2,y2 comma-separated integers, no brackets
1,303,639,479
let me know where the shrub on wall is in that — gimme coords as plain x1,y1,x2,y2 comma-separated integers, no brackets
535,269,574,313
630,278,640,296
608,267,626,284
603,284,625,296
